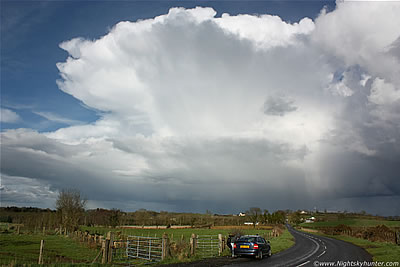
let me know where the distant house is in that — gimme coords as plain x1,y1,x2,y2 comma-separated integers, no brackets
244,222,259,225
305,216,316,223
300,210,308,215
239,212,246,217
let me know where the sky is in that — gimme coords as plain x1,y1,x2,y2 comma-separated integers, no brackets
1,1,400,216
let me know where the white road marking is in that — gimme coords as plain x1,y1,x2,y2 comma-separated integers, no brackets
317,250,326,258
297,260,310,267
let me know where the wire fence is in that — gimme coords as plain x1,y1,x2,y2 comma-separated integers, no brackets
126,236,163,262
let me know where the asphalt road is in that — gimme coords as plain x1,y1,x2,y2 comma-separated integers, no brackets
224,224,372,267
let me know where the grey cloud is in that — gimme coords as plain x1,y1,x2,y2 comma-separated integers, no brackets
1,129,312,213
0,174,58,208
313,67,400,216
263,95,298,116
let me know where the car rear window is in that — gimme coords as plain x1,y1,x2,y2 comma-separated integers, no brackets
238,237,256,242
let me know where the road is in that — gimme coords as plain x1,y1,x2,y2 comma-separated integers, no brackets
224,224,372,267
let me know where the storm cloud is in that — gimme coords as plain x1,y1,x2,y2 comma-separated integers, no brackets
1,2,400,215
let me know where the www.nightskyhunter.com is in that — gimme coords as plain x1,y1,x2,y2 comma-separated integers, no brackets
313,261,400,267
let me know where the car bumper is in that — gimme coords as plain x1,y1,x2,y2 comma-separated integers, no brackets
233,249,258,256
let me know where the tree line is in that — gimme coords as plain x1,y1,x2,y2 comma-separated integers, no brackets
1,190,290,232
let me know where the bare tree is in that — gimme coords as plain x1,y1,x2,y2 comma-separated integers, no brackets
246,207,262,228
56,189,86,232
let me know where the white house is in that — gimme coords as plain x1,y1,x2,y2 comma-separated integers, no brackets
305,216,316,223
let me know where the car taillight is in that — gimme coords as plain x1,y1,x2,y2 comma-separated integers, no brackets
233,244,236,249
253,244,259,249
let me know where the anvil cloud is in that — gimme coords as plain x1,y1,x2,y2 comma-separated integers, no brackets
1,2,400,215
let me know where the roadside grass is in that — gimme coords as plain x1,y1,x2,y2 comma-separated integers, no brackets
301,218,400,229
0,232,99,265
269,227,295,255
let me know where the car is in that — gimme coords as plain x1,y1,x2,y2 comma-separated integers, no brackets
233,235,271,259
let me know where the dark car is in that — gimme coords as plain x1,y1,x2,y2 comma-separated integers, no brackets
233,235,271,259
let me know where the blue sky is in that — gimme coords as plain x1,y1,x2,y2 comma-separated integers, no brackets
1,1,400,215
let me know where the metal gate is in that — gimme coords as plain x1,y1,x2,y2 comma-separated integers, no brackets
126,236,163,262
196,235,219,258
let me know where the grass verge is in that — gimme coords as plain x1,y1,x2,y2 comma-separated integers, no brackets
269,227,295,254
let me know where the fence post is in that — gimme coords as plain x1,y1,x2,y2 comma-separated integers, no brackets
38,240,45,264
190,233,196,255
102,239,109,264
149,238,152,260
162,233,170,260
107,232,114,263
218,234,223,256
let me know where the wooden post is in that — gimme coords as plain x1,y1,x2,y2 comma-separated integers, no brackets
218,234,223,256
107,232,114,263
190,233,196,255
162,233,170,260
43,227,46,235
102,239,109,264
38,240,45,264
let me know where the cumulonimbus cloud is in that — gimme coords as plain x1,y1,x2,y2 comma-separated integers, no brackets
1,2,400,214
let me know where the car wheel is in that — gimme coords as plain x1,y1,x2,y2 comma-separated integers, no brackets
268,249,272,257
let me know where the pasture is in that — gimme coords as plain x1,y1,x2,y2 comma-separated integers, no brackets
0,231,98,265
0,223,294,266
300,217,400,228
80,225,275,241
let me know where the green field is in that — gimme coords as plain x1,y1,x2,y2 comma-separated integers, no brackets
0,225,295,266
80,226,274,241
0,233,99,265
301,218,400,228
